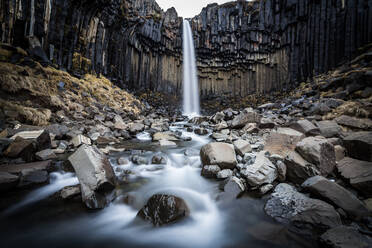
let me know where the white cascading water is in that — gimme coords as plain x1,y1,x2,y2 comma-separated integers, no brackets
182,20,200,116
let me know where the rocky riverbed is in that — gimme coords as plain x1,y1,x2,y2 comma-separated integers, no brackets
1,19,372,248
1,58,372,247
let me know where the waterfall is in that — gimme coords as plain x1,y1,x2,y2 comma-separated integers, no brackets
182,20,200,116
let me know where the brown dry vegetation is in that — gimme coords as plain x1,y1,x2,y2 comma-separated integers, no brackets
0,61,144,126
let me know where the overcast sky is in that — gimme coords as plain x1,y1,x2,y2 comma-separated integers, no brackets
156,0,234,18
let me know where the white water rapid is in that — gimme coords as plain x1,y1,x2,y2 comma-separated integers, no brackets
182,20,200,116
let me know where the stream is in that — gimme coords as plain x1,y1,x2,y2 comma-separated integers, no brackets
0,120,317,248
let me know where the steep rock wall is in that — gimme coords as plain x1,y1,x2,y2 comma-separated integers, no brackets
0,0,183,93
191,0,372,97
1,0,372,99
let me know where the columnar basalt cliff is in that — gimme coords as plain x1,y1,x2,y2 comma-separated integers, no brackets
1,0,372,99
0,0,183,93
191,0,372,97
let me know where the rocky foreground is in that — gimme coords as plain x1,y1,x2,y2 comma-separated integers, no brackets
1,47,372,247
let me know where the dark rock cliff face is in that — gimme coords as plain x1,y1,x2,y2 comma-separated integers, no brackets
1,0,372,99
0,0,183,93
191,0,372,97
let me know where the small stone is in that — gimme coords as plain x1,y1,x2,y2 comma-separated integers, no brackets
35,149,57,161
217,169,233,179
71,134,91,147
151,155,167,164
137,194,189,226
233,139,252,156
201,165,221,178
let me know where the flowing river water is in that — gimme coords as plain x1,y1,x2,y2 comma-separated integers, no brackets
0,120,318,248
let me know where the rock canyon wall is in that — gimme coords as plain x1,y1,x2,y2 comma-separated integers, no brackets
1,0,372,98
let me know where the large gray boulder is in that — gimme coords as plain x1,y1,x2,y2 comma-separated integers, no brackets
320,226,372,248
231,108,261,128
337,157,372,197
200,142,237,169
343,132,372,162
137,194,189,226
316,121,342,138
241,151,278,187
296,137,336,176
265,183,341,231
153,131,179,141
290,119,320,136
302,176,370,219
68,145,116,209
335,115,372,131
284,151,320,184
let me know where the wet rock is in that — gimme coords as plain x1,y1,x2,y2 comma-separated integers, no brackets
259,184,274,195
0,160,53,188
200,142,237,169
231,108,261,128
320,225,372,248
316,121,342,138
151,155,166,164
296,137,336,176
343,132,372,162
131,155,148,165
302,176,369,219
71,134,91,147
337,157,372,197
211,132,229,141
241,151,277,187
265,183,341,232
284,151,320,184
151,122,169,132
335,115,372,131
61,185,81,200
159,139,177,147
137,194,189,226
217,169,233,179
68,145,116,209
153,131,179,141
194,128,208,135
290,119,320,136
117,157,129,165
201,165,221,178
129,123,145,134
223,176,245,198
0,172,19,191
3,137,36,162
35,149,57,161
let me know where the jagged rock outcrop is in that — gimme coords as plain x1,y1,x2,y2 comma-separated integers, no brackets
1,0,372,99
